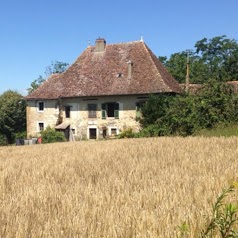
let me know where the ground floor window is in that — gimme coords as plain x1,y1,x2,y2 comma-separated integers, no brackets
38,122,44,131
111,128,117,136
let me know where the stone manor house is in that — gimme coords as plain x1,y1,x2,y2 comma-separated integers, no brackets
26,38,182,140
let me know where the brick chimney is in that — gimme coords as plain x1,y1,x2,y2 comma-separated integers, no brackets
95,38,106,52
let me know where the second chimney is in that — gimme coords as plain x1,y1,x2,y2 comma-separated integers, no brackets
127,60,133,79
95,38,106,52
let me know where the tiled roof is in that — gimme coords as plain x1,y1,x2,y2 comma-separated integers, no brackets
26,39,182,100
180,81,238,94
179,83,203,94
27,74,63,99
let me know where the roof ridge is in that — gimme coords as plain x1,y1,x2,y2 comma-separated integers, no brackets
105,40,142,46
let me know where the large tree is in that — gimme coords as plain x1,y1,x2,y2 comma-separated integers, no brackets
195,35,238,81
0,90,26,144
160,35,238,84
44,61,69,76
27,61,69,94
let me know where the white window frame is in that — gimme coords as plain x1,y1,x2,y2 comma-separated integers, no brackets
108,127,119,136
37,101,45,112
88,103,97,119
87,125,98,139
37,121,45,132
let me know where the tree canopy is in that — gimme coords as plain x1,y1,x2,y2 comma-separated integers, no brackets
161,35,238,84
27,61,69,94
138,80,238,137
0,90,26,144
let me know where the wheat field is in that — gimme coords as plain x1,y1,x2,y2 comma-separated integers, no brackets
0,137,238,237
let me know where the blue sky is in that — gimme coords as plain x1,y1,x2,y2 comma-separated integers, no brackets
0,0,237,95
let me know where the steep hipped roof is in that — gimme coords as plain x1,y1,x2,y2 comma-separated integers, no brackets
27,74,63,99
26,39,182,100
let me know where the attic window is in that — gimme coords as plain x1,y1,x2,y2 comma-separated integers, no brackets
117,73,123,78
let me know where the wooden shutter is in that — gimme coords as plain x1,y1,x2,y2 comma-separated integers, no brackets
114,103,119,119
114,110,119,119
102,103,106,119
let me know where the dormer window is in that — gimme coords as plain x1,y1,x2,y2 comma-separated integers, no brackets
117,73,123,78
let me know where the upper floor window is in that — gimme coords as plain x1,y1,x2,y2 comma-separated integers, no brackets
102,103,119,119
38,102,44,111
88,104,97,118
65,106,71,118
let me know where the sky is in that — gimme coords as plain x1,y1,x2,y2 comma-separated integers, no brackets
0,0,237,95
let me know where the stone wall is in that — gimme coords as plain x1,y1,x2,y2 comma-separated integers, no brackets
27,95,146,139
27,100,59,137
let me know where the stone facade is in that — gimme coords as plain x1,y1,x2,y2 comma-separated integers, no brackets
27,95,146,139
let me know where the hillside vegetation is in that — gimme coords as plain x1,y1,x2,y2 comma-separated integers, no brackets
0,137,238,237
195,124,238,137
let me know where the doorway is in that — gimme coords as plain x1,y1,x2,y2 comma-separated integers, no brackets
89,128,97,139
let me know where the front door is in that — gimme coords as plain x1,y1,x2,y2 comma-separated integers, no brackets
64,126,70,140
89,128,97,139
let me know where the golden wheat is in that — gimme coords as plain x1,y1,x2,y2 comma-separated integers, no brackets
0,137,238,237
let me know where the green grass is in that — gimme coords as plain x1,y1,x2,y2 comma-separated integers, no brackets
195,124,238,137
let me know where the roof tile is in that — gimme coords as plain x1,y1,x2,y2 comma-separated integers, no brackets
26,40,182,100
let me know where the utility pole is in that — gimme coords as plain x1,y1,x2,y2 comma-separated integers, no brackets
185,50,191,93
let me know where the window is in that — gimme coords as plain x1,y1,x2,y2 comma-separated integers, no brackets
65,106,71,118
111,128,117,136
88,104,97,118
38,102,44,111
117,73,123,78
101,103,119,119
38,122,44,131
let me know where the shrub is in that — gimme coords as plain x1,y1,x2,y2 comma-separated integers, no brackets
137,124,167,137
139,82,238,137
15,131,27,139
118,128,135,139
40,126,66,143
